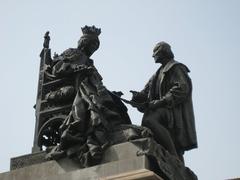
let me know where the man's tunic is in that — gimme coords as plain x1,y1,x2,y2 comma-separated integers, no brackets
141,60,197,152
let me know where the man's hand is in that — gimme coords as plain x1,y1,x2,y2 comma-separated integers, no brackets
130,90,140,101
130,101,148,109
130,90,147,103
148,99,165,110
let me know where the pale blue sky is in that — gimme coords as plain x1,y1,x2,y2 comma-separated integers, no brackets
0,1,240,179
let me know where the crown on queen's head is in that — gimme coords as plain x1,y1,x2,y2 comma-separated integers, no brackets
81,25,101,38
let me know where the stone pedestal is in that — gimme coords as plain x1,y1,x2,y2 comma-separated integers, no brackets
100,169,163,180
0,142,164,180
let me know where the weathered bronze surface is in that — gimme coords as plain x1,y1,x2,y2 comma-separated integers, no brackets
32,27,197,180
130,42,197,161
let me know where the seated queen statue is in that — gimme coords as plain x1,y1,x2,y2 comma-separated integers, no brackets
46,26,131,166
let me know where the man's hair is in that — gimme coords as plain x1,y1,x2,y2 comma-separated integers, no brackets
154,41,174,59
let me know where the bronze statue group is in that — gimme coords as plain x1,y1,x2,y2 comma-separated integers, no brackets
42,26,198,179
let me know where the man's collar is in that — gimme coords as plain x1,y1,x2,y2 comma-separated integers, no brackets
161,59,179,73
161,59,190,73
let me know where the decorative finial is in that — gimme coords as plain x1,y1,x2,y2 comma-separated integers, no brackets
43,31,50,48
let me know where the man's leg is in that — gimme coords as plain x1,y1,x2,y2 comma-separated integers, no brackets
142,108,178,157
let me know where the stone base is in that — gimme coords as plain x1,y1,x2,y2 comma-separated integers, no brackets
10,151,47,170
2,140,197,180
1,156,161,180
100,169,163,180
1,142,164,180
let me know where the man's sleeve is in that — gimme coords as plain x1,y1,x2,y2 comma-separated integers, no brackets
140,74,155,98
162,65,191,108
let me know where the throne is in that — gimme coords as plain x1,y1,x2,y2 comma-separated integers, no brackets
32,45,75,152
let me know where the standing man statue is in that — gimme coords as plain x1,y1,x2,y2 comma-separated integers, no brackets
130,41,197,161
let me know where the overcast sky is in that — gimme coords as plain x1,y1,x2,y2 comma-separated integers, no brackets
0,1,240,179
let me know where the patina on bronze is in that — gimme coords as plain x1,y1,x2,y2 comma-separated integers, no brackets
130,42,197,161
44,26,132,166
32,28,198,180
